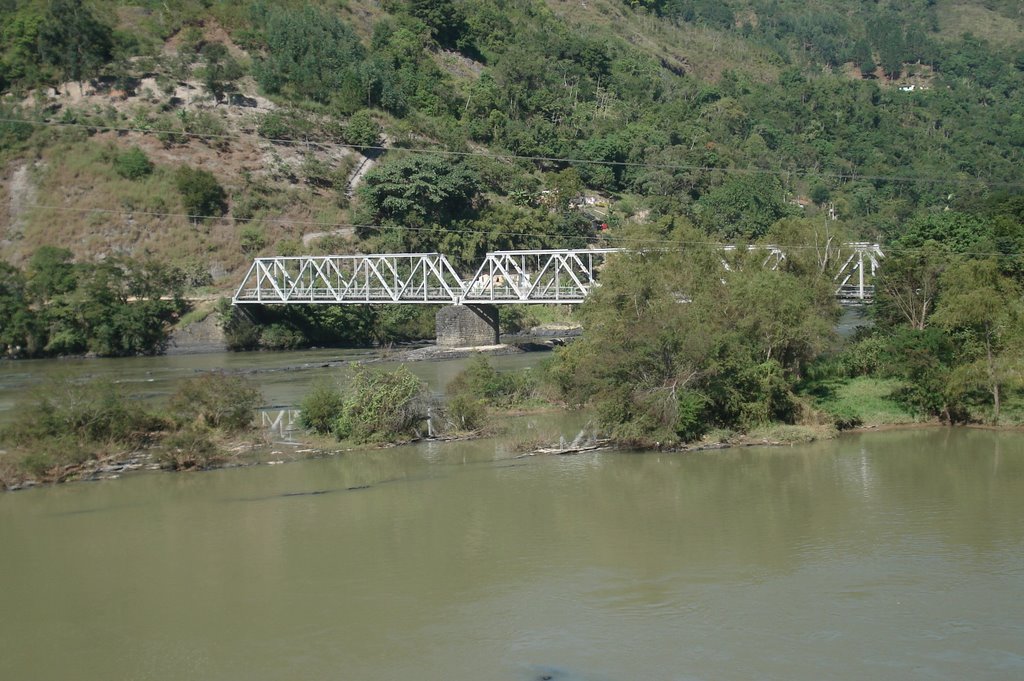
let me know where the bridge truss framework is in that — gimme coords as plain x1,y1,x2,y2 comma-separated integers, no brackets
233,244,884,306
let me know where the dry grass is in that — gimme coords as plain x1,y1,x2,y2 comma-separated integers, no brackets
547,0,784,82
5,125,353,283
936,1,1024,46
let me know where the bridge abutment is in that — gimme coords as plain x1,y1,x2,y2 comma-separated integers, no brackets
435,304,500,347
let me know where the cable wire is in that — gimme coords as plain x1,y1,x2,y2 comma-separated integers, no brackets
2,116,1022,188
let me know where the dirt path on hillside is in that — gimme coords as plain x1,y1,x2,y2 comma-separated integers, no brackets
4,163,36,244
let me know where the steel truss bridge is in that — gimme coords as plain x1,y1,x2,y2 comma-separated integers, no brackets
233,243,883,306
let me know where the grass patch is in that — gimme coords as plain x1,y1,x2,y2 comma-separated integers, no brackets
804,376,923,428
176,300,216,327
744,423,836,445
937,1,1024,47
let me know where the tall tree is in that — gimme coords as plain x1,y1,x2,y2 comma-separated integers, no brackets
931,259,1024,423
37,0,112,93
874,245,945,331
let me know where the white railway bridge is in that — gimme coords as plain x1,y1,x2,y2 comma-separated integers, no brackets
233,244,883,345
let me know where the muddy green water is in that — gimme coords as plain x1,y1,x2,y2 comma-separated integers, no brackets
1,353,1023,680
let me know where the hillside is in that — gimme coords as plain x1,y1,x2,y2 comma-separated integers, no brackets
1,0,1023,291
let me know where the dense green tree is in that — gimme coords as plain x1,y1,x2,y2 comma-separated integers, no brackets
891,211,992,253
27,245,76,300
251,3,365,107
174,166,227,221
884,327,963,422
406,0,470,52
0,263,38,355
853,38,875,77
357,154,480,230
37,0,113,92
932,259,1024,423
694,175,794,239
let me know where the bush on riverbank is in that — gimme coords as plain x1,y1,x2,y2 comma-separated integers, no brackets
1,378,163,449
169,372,263,431
299,366,431,444
154,427,227,471
0,373,265,487
440,355,546,433
299,382,346,435
548,243,837,448
446,355,541,408
0,378,166,485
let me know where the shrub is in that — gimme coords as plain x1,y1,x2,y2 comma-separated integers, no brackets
301,154,336,187
446,355,538,407
257,110,312,141
333,366,429,443
299,382,345,435
259,322,303,350
174,166,227,220
217,299,262,350
168,372,263,431
343,110,382,147
674,389,709,441
829,407,864,431
443,393,486,432
178,110,229,148
1,378,161,448
240,225,267,254
113,146,153,180
156,427,225,470
837,336,890,377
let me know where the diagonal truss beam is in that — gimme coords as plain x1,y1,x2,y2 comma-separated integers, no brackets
233,254,465,304
833,242,885,302
459,249,622,304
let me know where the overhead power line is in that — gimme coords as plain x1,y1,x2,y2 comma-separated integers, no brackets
21,202,1024,260
2,116,1022,188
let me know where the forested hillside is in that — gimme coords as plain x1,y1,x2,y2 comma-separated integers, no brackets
1,0,1022,265
1,0,1023,377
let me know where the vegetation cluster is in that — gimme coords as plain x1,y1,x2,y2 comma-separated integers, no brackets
0,371,264,488
299,365,431,444
1,1,1024,449
1,0,1022,273
298,356,545,444
546,198,1024,447
0,246,188,357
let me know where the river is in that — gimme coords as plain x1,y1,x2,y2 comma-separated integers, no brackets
1,351,1023,680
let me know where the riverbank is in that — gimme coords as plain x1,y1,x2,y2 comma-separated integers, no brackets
0,408,951,492
1,350,1014,493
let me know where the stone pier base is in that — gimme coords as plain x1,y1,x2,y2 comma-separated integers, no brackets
435,304,500,347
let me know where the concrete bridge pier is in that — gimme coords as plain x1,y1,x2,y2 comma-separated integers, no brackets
435,304,500,347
